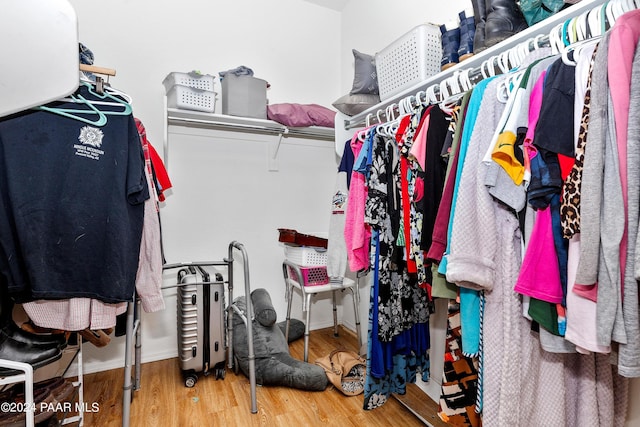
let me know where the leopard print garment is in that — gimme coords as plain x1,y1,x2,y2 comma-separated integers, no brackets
561,44,599,239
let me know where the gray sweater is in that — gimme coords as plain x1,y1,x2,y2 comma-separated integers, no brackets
620,42,640,378
574,32,628,346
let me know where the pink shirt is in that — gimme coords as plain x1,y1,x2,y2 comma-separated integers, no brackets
514,206,564,303
344,131,371,272
608,9,640,290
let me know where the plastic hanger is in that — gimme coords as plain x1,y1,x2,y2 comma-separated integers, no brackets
562,35,601,66
587,5,603,37
415,90,428,107
36,93,108,126
426,85,440,104
459,69,472,92
79,81,132,116
496,51,511,74
481,58,496,79
439,74,466,113
103,85,133,105
605,1,616,28
497,69,524,103
576,11,588,41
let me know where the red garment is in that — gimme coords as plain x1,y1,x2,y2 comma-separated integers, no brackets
148,143,172,202
134,118,172,202
558,153,575,181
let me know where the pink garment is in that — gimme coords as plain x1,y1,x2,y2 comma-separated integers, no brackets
409,114,430,172
514,206,563,303
608,9,640,293
23,299,127,331
564,235,611,354
135,152,166,313
344,131,371,272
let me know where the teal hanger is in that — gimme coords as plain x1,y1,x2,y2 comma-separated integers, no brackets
80,81,132,116
36,93,108,126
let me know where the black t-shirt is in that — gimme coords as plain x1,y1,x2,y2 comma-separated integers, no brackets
0,88,148,303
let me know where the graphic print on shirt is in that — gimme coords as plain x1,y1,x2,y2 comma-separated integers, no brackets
74,125,105,161
332,190,347,214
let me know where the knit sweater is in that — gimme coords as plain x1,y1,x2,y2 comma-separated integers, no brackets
574,32,627,346
619,43,640,378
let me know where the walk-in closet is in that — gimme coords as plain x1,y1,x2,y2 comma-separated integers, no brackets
2,0,640,426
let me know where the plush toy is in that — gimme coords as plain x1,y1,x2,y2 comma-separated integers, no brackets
231,288,328,391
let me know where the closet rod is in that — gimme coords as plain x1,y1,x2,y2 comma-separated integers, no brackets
79,64,116,76
343,0,609,130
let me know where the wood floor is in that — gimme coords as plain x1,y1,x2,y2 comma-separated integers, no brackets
75,326,446,427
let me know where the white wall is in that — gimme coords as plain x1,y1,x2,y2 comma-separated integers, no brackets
69,0,343,162
65,0,344,374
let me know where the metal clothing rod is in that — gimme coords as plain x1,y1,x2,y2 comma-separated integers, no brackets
79,64,117,76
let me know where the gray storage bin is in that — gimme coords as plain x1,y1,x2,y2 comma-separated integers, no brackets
221,74,267,119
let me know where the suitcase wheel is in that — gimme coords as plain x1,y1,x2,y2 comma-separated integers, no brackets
184,372,198,388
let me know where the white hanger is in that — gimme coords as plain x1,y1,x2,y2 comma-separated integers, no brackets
561,35,601,66
496,51,511,74
449,73,462,97
398,98,408,116
365,113,373,127
459,68,472,92
587,5,602,37
575,11,588,41
415,90,428,107
358,113,374,141
426,84,440,104
496,69,524,103
549,23,564,54
605,1,617,28
531,34,545,51
439,80,451,103
481,58,495,79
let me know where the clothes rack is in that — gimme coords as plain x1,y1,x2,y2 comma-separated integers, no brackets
344,0,613,130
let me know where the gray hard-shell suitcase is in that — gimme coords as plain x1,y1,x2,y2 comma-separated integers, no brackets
176,265,226,387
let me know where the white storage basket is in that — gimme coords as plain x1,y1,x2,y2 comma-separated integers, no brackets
375,24,441,101
166,85,217,113
284,245,328,266
163,71,216,92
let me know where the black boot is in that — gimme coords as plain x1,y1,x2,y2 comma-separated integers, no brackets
484,0,528,47
471,0,487,53
0,282,63,375
0,334,62,376
1,322,67,349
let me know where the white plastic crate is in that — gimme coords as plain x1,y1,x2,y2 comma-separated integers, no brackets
284,245,328,266
166,85,217,113
163,71,216,92
375,24,441,101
